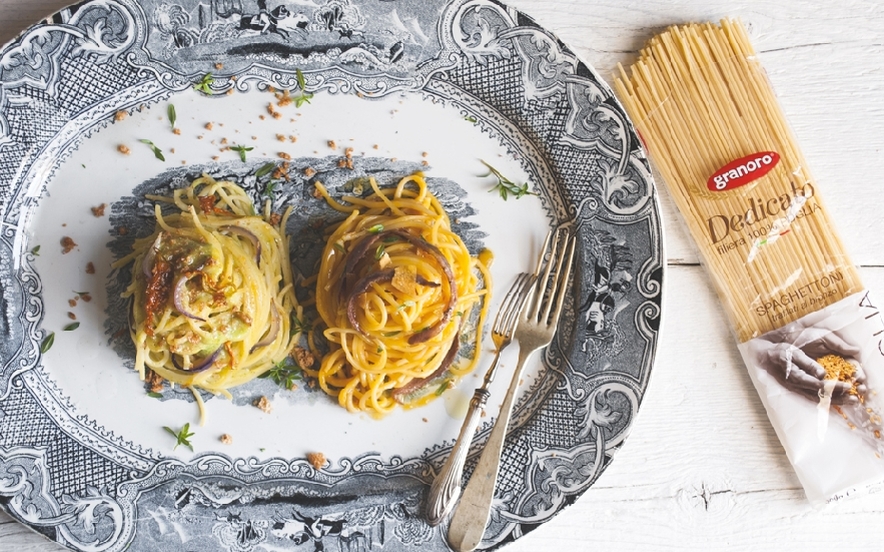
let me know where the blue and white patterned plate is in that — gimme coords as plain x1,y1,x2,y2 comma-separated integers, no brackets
0,1,663,550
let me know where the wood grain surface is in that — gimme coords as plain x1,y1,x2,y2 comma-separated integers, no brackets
1,0,883,550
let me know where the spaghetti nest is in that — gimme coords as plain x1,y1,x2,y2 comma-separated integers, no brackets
312,173,491,417
119,175,298,406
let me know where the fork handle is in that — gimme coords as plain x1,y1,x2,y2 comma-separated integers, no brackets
425,387,490,526
446,345,537,552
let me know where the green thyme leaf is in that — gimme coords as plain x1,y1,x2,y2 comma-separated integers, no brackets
230,144,254,162
30,245,40,256
163,423,195,451
290,313,312,335
480,160,536,201
74,290,90,297
374,244,385,260
63,322,80,331
40,332,55,354
256,162,276,178
167,104,177,129
368,224,384,233
293,68,313,107
194,73,214,94
382,331,401,337
396,300,415,312
464,115,478,123
264,180,277,196
260,357,302,390
139,139,166,161
147,392,163,399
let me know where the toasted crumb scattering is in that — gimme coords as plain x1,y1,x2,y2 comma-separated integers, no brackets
373,144,379,149
114,111,127,121
422,151,428,157
68,299,77,308
220,433,233,444
173,128,182,135
421,160,429,167
61,236,77,254
312,185,323,199
327,140,336,149
306,452,326,469
117,145,130,155
269,212,282,226
304,167,316,177
226,89,234,95
215,63,224,70
278,152,292,160
254,395,272,413
289,135,297,143
276,134,286,142
81,294,92,302
170,148,176,154
221,138,229,144
119,226,129,235
91,203,106,217
205,122,214,130
68,312,76,320
85,262,95,274
422,418,428,423
272,112,282,119
273,162,291,181
259,115,266,120
145,368,165,393
344,147,354,158
212,156,220,161
181,160,187,165
292,346,315,369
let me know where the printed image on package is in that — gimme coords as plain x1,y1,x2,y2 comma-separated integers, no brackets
740,292,884,502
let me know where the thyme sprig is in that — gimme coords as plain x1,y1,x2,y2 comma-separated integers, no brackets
163,423,195,451
481,160,536,201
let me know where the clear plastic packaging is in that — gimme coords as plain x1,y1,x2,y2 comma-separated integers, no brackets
615,19,884,503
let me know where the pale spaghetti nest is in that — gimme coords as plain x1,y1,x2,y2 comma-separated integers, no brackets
117,175,300,419
311,173,491,417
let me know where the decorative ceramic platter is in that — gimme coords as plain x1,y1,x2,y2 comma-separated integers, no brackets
0,0,663,550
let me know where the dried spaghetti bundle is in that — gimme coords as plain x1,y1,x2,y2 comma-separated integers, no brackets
615,20,884,503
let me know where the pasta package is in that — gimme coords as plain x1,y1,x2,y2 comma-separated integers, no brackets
615,19,884,503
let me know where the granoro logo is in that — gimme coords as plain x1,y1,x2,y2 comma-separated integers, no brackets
707,151,780,192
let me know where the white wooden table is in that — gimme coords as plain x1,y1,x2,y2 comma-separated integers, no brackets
2,0,883,549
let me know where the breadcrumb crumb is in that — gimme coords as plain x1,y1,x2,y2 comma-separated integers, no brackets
61,236,77,254
306,452,326,469
220,434,233,444
117,145,130,155
91,204,106,217
254,395,272,413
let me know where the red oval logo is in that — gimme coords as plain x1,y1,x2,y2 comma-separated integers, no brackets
707,152,780,192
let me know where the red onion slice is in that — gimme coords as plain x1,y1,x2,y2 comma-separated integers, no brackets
142,233,163,278
220,225,261,265
346,269,396,337
173,275,206,322
171,346,223,373
391,333,460,403
249,303,281,353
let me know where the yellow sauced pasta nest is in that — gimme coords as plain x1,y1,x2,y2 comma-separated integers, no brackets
310,173,491,417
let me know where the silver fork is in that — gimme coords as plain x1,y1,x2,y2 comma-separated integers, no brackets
425,272,536,526
447,229,576,552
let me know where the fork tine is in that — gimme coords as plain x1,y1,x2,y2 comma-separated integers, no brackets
526,230,554,320
548,236,576,326
493,272,534,336
539,230,568,323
